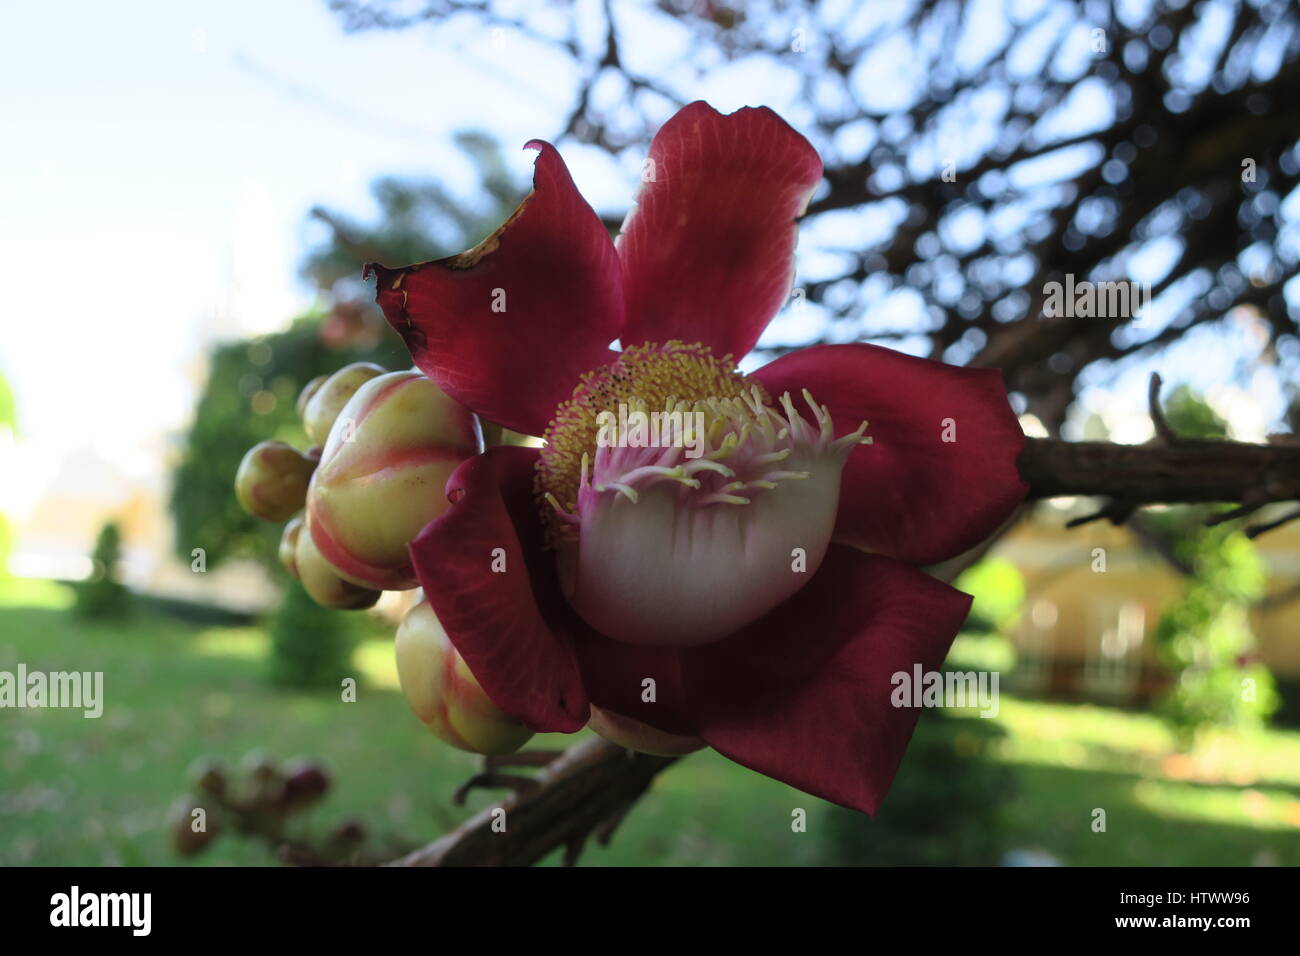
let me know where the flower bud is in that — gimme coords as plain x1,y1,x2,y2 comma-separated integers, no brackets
395,601,533,755
240,751,287,809
281,760,331,811
240,749,277,779
279,514,304,579
301,362,385,446
296,374,328,420
187,757,228,798
587,706,706,757
307,371,479,590
296,524,381,610
235,441,319,522
168,796,220,856
329,819,367,849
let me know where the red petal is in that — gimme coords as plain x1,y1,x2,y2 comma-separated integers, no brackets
681,545,973,814
754,344,1027,565
574,635,695,737
369,142,623,437
616,102,822,359
409,446,589,732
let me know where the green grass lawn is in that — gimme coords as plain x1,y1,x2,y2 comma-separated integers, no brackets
990,698,1300,865
2,581,1299,866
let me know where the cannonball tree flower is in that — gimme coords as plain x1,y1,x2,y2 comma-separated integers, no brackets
367,102,1027,813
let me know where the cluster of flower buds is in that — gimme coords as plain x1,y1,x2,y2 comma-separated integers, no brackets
233,362,480,608
235,362,544,758
169,753,333,858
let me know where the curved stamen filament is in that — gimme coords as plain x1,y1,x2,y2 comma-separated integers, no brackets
535,341,872,539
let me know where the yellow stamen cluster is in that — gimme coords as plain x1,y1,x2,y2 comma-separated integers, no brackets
535,341,767,538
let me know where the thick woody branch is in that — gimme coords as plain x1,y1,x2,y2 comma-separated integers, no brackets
390,738,677,867
1018,437,1300,509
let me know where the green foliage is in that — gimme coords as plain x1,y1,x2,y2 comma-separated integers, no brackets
266,579,356,689
819,712,1017,865
73,521,131,620
1271,675,1300,729
1162,384,1229,439
1154,524,1278,743
1140,388,1277,743
0,370,15,434
301,132,517,295
947,631,1018,674
955,557,1026,634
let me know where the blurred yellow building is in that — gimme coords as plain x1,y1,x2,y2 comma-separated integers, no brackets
9,446,276,613
999,501,1300,704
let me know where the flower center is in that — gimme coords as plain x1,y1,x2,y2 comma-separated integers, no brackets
535,341,870,647
536,341,757,536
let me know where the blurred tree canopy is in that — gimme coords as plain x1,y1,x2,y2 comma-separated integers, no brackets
74,520,131,620
301,131,520,298
1136,387,1279,736
955,556,1027,634
1161,381,1234,437
267,578,358,687
170,135,515,571
1154,522,1277,740
329,0,1300,431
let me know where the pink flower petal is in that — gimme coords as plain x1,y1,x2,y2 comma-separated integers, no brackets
616,102,822,359
369,142,623,437
680,545,973,814
754,344,1027,565
409,446,589,732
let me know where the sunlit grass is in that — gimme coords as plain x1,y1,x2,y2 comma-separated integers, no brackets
1132,780,1300,831
193,625,401,689
192,626,265,661
0,576,73,610
996,697,1178,757
354,637,399,690
0,602,808,866
982,694,1300,865
1,599,1298,865
993,696,1300,787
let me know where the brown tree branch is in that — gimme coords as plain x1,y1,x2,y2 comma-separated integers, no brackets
390,738,677,867
1018,437,1300,508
